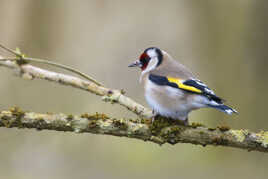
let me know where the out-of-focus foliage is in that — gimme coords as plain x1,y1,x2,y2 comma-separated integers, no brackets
0,1,267,179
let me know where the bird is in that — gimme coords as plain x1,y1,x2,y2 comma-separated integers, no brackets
128,47,237,125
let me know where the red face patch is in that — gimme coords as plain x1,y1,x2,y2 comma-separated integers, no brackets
139,53,150,70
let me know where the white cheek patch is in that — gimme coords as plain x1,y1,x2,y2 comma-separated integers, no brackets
142,57,158,74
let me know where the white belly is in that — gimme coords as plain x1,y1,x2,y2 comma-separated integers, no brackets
144,80,207,121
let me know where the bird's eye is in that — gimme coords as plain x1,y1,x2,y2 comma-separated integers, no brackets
140,57,149,64
139,53,150,65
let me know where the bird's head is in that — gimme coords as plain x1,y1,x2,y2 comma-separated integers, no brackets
128,47,163,72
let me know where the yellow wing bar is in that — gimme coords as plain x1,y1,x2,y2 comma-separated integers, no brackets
167,77,202,93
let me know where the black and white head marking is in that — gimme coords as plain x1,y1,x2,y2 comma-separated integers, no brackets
140,47,163,75
144,47,163,67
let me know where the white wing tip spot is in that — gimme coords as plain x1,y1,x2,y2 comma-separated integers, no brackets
225,109,233,115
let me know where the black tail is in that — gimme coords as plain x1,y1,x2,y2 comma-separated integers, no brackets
208,104,238,115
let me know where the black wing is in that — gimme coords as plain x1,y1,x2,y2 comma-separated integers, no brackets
149,74,223,103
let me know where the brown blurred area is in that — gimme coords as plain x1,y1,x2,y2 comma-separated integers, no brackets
0,0,268,179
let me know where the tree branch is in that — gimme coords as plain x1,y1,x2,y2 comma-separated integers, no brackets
1,107,268,153
0,49,268,153
0,55,152,119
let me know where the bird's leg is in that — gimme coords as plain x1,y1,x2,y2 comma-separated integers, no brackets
151,109,158,123
183,117,189,126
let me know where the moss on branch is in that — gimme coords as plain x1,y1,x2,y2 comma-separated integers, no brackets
1,107,268,153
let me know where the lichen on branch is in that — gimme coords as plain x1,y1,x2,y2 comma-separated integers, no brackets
1,107,268,153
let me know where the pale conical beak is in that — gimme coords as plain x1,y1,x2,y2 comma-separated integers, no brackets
128,60,142,67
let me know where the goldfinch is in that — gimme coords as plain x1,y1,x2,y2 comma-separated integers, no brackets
128,47,237,124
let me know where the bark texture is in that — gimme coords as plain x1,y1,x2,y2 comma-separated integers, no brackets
1,107,268,153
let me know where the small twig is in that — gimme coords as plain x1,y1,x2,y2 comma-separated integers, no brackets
0,43,21,56
0,57,103,86
0,43,103,86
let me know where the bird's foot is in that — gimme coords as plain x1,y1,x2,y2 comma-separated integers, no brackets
182,118,189,126
152,115,160,124
151,110,159,124
176,117,189,126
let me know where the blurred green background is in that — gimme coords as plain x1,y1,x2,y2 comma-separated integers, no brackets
0,0,268,179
